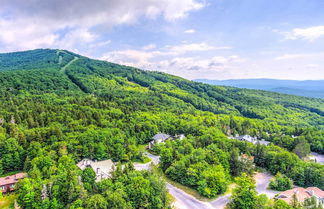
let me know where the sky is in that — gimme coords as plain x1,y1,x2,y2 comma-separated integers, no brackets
0,0,324,80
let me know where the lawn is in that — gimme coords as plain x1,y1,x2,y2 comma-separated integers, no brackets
0,194,17,209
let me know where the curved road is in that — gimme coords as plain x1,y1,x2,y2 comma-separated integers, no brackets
167,183,215,209
135,152,277,209
310,152,324,164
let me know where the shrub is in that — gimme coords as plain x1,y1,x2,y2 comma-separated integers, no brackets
269,173,293,191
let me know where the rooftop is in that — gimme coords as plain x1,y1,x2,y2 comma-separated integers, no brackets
276,187,324,204
0,173,27,186
152,133,171,141
76,159,115,181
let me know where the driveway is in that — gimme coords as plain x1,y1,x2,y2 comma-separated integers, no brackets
133,152,160,171
254,172,280,198
146,152,160,165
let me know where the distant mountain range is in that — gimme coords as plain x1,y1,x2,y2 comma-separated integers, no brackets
194,79,324,99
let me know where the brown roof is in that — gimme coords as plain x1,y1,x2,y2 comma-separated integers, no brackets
276,187,324,204
307,187,324,197
0,173,27,186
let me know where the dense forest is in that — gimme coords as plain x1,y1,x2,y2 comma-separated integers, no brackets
0,49,323,209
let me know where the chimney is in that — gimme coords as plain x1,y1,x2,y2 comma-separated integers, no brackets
96,168,100,174
309,190,315,196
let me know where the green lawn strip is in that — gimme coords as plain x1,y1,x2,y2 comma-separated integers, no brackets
132,156,151,164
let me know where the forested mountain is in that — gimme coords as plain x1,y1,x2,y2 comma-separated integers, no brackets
0,49,323,208
195,78,324,99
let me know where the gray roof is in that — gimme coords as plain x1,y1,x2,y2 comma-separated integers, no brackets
152,133,171,141
76,159,115,181
257,140,270,145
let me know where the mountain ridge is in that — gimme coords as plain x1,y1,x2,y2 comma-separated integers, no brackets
195,78,324,99
0,49,323,129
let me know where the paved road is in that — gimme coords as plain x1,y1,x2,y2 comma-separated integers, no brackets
134,152,278,209
134,152,223,208
146,152,160,165
310,152,324,164
167,183,215,209
210,195,231,209
133,152,160,170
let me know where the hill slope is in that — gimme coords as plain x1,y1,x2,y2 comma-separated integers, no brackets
1,49,324,128
0,49,323,208
195,78,324,99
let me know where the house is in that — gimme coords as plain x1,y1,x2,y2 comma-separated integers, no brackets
153,133,171,143
0,173,27,193
256,139,270,146
237,135,257,143
276,187,324,206
77,159,115,182
175,134,185,140
148,133,171,149
148,133,185,149
229,134,270,146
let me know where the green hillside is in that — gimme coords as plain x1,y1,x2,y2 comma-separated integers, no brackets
1,49,323,127
0,49,323,208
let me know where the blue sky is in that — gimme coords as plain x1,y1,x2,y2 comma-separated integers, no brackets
0,0,324,80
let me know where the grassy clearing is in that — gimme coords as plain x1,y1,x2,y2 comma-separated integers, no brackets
132,156,151,164
0,194,17,209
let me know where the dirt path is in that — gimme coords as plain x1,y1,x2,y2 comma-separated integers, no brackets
60,56,79,73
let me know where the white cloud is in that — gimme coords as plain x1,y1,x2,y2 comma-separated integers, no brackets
168,42,231,54
2,0,205,24
275,54,306,60
56,28,98,51
0,0,206,52
142,44,156,50
0,19,58,52
184,29,195,34
89,40,111,48
283,26,324,41
101,50,155,68
306,64,318,69
100,43,243,79
101,42,232,67
275,52,324,60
